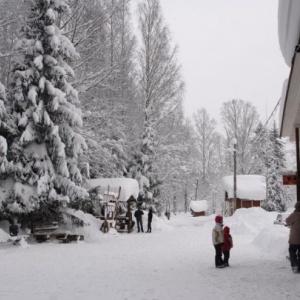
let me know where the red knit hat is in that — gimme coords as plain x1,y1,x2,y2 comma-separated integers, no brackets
215,215,223,223
223,226,230,233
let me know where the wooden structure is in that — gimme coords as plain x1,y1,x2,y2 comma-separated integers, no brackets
189,200,208,217
33,220,84,243
222,175,266,216
87,178,139,233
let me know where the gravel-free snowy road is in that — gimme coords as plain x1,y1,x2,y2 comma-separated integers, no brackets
0,210,299,300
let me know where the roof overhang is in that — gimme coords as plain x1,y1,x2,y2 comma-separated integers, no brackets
280,51,300,140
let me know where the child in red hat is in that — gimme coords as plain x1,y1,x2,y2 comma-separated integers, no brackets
222,226,233,267
212,215,225,268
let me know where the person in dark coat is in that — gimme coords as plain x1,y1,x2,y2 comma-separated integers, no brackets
134,207,144,232
286,201,300,273
126,209,135,232
146,207,153,233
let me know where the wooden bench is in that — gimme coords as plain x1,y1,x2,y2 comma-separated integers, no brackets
33,224,60,243
33,224,84,243
57,234,84,243
34,232,84,243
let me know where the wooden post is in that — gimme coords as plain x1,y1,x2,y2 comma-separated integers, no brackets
195,177,199,200
127,200,132,233
296,128,300,202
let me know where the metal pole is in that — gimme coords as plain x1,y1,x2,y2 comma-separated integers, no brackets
195,177,199,200
233,143,237,213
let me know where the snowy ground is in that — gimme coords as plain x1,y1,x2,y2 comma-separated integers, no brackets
0,207,300,300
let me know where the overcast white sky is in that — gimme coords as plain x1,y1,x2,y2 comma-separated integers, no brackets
158,0,290,126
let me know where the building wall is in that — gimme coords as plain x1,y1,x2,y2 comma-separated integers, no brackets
191,211,205,217
226,198,261,216
237,200,261,209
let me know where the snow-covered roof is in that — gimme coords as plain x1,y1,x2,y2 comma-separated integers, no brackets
222,175,266,201
86,178,139,202
278,0,300,67
189,200,208,212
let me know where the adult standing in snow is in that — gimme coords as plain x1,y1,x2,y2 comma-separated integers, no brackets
146,207,153,233
134,207,144,232
212,215,225,268
126,208,135,233
286,202,300,273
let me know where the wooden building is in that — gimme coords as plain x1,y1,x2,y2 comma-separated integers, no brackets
222,175,266,216
189,200,208,217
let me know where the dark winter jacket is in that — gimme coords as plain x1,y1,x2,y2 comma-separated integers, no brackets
286,210,300,245
134,209,144,221
148,210,153,222
222,226,233,251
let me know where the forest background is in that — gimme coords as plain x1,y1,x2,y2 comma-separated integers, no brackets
0,0,295,220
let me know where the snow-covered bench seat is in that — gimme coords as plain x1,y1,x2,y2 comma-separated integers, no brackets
34,232,84,243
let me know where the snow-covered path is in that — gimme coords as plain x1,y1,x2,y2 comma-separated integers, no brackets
0,212,300,300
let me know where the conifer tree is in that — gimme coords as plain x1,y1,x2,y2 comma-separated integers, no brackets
6,0,88,215
0,81,15,177
250,122,268,175
262,122,289,212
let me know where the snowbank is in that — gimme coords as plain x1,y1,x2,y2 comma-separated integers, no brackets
252,225,289,257
0,228,11,242
224,207,277,236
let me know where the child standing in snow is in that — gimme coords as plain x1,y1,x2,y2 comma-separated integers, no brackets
222,226,233,267
212,215,225,268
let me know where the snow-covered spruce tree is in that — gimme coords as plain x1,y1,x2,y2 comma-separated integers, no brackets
261,122,289,212
6,0,88,218
0,81,16,178
250,122,268,175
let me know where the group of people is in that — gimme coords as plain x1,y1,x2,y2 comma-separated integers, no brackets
212,215,233,268
133,207,153,233
212,201,300,273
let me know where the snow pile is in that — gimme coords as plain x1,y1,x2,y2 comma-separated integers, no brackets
225,207,277,236
60,209,103,242
0,228,11,242
252,225,289,257
151,213,174,231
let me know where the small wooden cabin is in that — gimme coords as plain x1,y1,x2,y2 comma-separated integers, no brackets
189,200,209,217
222,175,266,216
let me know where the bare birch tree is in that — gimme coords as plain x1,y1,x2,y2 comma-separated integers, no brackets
129,0,184,209
221,99,260,175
